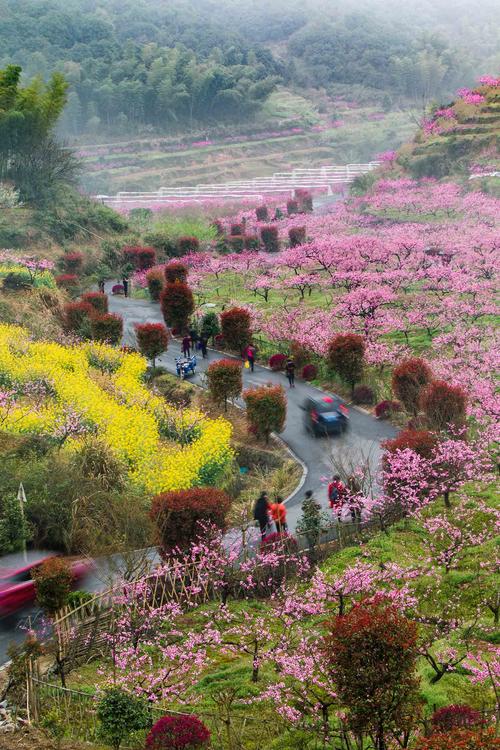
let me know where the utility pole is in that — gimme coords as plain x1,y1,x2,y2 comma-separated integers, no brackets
17,482,28,564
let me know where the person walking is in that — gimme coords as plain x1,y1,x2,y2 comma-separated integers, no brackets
122,275,129,298
189,327,199,350
253,491,271,538
346,474,362,523
246,344,256,372
182,335,191,357
98,278,105,294
285,357,296,388
270,496,288,533
200,336,208,359
328,475,346,522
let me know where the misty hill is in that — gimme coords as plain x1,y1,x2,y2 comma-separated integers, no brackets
1,0,499,138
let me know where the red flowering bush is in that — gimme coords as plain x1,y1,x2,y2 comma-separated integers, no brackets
392,358,432,415
269,353,287,371
63,301,93,333
177,236,200,254
55,273,78,289
146,269,164,301
160,281,194,333
81,292,108,314
135,323,169,367
431,705,482,733
384,428,438,459
122,245,156,270
206,359,242,410
220,307,252,351
375,400,400,419
151,488,232,553
352,385,375,405
164,262,188,284
90,313,123,345
414,727,498,749
420,380,467,432
228,235,245,252
214,333,225,348
286,199,299,215
327,333,365,394
61,251,83,274
255,205,269,221
260,225,279,252
301,363,318,381
146,714,210,750
243,383,287,444
288,226,306,247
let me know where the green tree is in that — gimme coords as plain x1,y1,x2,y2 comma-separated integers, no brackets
0,493,31,555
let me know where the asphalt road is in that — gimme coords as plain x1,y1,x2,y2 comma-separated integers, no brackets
108,286,396,531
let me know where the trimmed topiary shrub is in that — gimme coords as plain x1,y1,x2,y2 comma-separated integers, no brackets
61,252,84,274
220,307,252,351
32,557,73,615
97,688,149,750
244,234,259,251
146,269,164,301
414,727,498,750
151,488,232,553
288,226,306,247
164,261,188,284
230,223,244,236
81,292,108,314
90,313,123,345
228,235,245,252
206,359,242,411
55,274,78,289
431,705,482,733
63,301,94,333
301,363,318,381
260,225,279,253
146,714,210,750
269,353,287,371
327,333,365,395
243,383,287,444
160,281,195,333
295,189,313,212
392,358,432,416
177,236,200,254
255,205,269,222
420,380,467,432
286,199,299,215
135,323,169,367
384,428,438,459
375,400,401,419
122,245,156,270
352,385,375,405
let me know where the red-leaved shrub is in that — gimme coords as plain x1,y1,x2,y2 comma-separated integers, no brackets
123,245,156,270
61,252,84,274
375,400,400,419
431,705,482,733
90,313,123,345
287,199,299,215
177,236,200,254
55,274,78,289
255,205,269,222
220,307,252,351
160,281,194,333
327,333,365,394
151,488,232,553
291,341,312,369
81,292,108,314
288,226,306,247
135,323,169,367
244,234,259,251
228,235,245,252
415,727,498,750
32,557,73,615
392,358,432,416
301,363,318,381
295,189,313,212
269,353,287,371
420,380,467,432
206,359,242,410
146,269,164,301
260,225,279,253
63,301,94,333
146,714,210,750
230,223,244,236
352,385,374,405
164,261,188,284
243,383,287,444
384,428,438,459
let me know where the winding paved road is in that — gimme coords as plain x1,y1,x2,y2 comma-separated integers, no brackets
107,285,396,531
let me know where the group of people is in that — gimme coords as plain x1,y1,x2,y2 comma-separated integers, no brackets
328,474,362,523
182,330,208,359
253,491,288,538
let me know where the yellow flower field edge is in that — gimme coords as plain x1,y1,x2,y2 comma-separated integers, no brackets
0,324,233,492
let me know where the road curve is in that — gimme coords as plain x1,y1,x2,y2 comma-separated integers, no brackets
108,285,397,531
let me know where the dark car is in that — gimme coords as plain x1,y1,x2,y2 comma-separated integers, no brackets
302,395,349,436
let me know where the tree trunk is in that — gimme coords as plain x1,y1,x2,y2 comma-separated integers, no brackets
251,641,259,682
443,491,451,508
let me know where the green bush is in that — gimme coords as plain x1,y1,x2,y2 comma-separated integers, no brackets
97,688,149,750
32,557,73,615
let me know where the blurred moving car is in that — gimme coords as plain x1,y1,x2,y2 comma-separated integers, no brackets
302,395,349,436
0,551,91,616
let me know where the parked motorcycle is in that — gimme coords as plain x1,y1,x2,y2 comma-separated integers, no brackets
175,355,197,379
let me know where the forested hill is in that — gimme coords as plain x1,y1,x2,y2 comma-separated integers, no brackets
1,0,499,138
